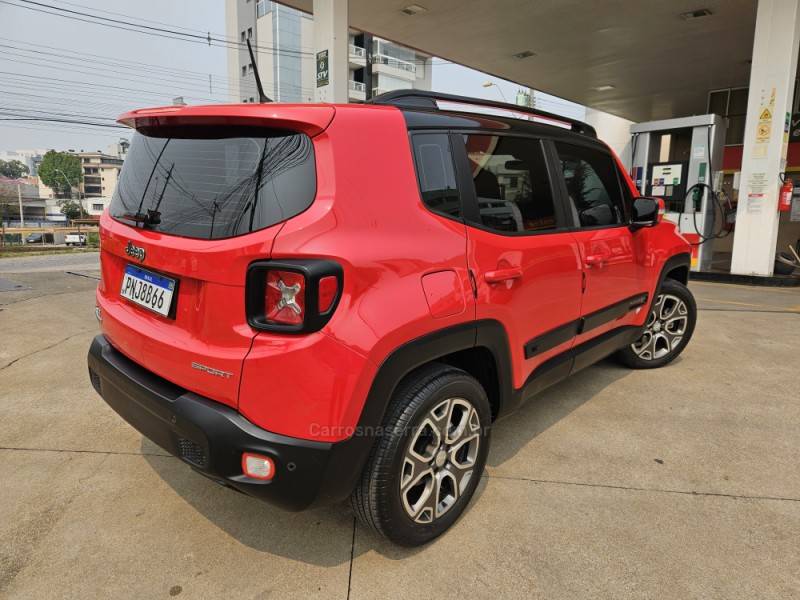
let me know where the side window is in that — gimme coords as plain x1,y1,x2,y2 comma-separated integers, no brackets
411,133,460,219
554,142,625,227
463,134,557,233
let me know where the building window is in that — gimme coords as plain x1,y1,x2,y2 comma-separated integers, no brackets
250,97,255,102
242,98,248,103
247,28,253,39
240,31,246,42
92,203,104,211
241,65,247,77
248,63,254,73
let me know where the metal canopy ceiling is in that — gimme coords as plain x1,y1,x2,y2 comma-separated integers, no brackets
278,0,759,121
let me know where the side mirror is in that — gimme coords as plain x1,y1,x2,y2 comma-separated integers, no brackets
630,197,660,229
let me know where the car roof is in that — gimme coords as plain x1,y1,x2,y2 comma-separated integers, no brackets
366,91,608,152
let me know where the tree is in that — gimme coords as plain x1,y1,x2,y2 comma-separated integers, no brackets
0,159,29,179
58,198,84,221
38,150,82,198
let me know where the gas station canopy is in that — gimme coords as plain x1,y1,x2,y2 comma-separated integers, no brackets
279,0,759,121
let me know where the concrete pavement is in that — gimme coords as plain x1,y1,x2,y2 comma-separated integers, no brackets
1,253,798,598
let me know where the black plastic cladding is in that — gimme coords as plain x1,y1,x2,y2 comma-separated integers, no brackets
245,259,344,334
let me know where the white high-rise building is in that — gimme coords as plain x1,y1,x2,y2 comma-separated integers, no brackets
225,0,432,104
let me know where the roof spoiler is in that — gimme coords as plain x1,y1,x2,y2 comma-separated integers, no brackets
369,90,596,138
117,104,336,137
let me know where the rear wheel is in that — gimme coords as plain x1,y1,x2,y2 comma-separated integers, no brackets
351,363,490,546
616,279,696,369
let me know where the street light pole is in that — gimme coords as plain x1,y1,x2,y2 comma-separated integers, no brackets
54,168,73,200
482,81,508,103
17,182,24,228
53,167,84,223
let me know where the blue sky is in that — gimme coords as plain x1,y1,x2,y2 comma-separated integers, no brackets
0,0,583,153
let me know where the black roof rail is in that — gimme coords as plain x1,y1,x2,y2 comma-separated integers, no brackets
369,89,596,138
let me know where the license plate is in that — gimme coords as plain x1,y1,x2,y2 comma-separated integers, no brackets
120,264,176,317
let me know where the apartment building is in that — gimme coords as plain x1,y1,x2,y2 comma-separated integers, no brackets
226,0,431,104
78,152,123,199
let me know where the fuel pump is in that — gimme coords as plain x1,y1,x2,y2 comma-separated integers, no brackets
629,114,727,271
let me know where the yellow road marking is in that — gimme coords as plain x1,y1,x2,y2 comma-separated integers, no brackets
690,281,800,295
696,297,771,308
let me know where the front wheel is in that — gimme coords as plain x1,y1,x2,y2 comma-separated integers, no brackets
616,279,697,369
351,363,491,546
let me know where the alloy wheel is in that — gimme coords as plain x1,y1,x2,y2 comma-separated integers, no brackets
400,397,482,524
631,293,689,361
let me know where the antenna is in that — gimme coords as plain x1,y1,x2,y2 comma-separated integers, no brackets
246,38,271,103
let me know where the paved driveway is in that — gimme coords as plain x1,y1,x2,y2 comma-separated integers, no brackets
1,255,798,598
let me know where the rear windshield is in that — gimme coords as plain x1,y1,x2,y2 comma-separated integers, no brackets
110,126,316,239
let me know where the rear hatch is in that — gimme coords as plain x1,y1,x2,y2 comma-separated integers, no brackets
97,104,334,408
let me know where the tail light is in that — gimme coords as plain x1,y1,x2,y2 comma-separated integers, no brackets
246,260,343,333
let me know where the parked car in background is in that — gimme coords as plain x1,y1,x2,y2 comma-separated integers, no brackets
65,232,87,246
25,232,55,244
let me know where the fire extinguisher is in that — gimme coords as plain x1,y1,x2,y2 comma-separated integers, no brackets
779,176,793,212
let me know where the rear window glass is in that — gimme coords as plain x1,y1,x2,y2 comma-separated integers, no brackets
411,133,460,218
110,127,315,239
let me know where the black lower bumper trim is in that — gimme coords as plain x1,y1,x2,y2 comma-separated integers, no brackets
87,335,344,511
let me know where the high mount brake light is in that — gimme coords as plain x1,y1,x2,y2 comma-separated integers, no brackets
246,260,343,333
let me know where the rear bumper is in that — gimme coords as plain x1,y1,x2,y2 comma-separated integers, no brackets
87,335,355,511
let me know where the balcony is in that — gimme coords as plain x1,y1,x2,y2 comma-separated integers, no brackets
372,53,416,76
348,80,366,101
348,43,366,68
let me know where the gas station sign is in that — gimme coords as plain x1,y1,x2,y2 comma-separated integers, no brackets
316,49,329,88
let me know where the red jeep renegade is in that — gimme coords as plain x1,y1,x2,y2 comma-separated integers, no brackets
88,91,696,546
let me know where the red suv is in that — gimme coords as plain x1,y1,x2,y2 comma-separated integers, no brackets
88,91,695,546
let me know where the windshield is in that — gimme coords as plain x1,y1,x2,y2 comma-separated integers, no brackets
110,127,316,239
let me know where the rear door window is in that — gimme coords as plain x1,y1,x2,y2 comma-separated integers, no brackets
110,127,316,239
462,134,558,234
554,142,625,228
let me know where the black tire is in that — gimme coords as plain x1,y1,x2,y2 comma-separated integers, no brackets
616,278,697,369
350,363,491,546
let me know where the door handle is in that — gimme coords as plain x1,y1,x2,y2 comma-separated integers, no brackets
584,254,607,268
484,267,522,283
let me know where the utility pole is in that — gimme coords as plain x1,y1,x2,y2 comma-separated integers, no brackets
17,182,24,228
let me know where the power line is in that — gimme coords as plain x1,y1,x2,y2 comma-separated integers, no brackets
0,106,118,122
2,0,442,65
0,116,126,128
0,48,314,97
54,0,318,51
0,121,125,137
0,38,273,95
3,0,313,58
